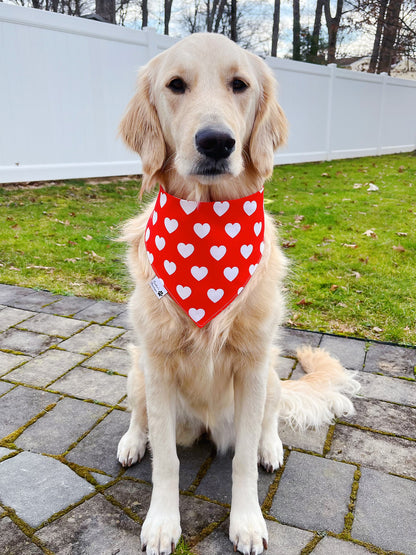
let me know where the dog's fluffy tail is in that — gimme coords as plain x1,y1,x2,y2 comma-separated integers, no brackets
279,346,360,430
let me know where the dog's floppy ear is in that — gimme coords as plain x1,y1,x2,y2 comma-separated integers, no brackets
119,64,166,193
249,61,288,179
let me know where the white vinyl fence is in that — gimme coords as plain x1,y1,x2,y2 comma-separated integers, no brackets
1,3,416,184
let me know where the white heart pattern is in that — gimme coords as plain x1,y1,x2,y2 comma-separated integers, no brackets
147,251,154,264
189,308,205,323
240,244,253,259
191,266,208,281
194,223,210,238
254,222,262,236
164,260,176,275
207,288,224,303
224,266,239,281
244,200,257,216
210,245,227,261
180,199,197,215
145,227,150,241
160,192,167,207
177,285,192,299
249,264,258,275
164,217,178,234
213,201,230,216
152,211,158,225
260,241,265,254
177,243,194,258
225,223,241,238
155,235,166,250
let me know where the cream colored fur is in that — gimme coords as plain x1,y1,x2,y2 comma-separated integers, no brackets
116,33,359,555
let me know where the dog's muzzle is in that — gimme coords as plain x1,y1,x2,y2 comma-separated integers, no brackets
193,127,236,176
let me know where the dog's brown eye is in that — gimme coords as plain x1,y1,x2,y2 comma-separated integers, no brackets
167,78,186,94
232,79,248,93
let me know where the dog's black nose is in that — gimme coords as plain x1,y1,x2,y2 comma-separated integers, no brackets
195,128,235,161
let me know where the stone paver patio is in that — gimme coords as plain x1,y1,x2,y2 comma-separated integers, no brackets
0,283,415,555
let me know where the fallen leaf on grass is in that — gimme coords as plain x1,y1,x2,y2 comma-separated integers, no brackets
350,271,361,279
337,302,348,308
372,326,383,333
85,250,105,263
396,232,408,237
297,298,312,306
294,215,304,223
65,257,80,263
282,240,297,248
363,229,377,238
342,243,358,248
26,265,55,272
367,183,379,192
330,284,339,291
359,257,369,264
83,235,93,241
353,183,363,189
392,245,406,252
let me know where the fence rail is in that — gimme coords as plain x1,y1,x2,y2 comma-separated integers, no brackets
1,3,415,184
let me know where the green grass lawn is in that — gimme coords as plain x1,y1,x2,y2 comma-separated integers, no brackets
1,152,415,345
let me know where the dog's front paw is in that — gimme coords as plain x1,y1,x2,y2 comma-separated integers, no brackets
117,430,146,467
141,509,181,555
258,435,284,473
230,505,268,555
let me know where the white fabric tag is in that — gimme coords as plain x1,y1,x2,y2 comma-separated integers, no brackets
149,276,168,299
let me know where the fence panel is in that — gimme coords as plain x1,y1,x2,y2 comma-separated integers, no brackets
1,3,415,184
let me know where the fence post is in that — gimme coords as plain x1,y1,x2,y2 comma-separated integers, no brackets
143,26,158,60
377,72,388,156
325,63,337,161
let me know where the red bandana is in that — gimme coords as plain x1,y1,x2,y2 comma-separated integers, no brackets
144,187,265,327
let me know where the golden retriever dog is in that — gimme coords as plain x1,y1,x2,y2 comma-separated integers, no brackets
117,33,359,555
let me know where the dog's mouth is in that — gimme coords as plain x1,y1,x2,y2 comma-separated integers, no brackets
191,160,231,177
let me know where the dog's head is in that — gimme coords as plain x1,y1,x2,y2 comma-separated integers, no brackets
120,33,287,193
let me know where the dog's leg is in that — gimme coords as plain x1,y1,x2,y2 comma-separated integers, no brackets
230,360,269,555
118,346,147,467
258,365,283,472
140,357,181,555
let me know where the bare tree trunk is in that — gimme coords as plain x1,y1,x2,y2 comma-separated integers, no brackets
271,0,280,57
214,0,227,33
369,0,388,72
96,0,115,23
293,0,301,60
164,0,173,35
230,0,237,41
324,0,343,63
141,0,148,28
377,0,403,73
310,0,324,61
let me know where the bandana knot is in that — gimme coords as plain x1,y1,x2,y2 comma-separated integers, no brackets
144,187,265,327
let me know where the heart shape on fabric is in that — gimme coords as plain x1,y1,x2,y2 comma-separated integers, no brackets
180,199,198,215
260,241,265,254
164,217,178,234
244,200,257,216
254,222,262,236
210,245,227,260
194,223,210,238
213,201,230,216
224,266,239,281
249,264,258,275
177,285,192,299
191,266,208,281
164,260,176,275
155,235,166,251
160,193,167,207
147,251,154,264
145,228,150,241
207,288,224,303
152,211,158,225
240,244,253,259
177,243,194,258
225,223,241,238
189,308,205,322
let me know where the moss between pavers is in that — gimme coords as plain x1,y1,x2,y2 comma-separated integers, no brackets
342,467,361,538
322,423,336,456
0,401,58,448
261,448,290,513
1,504,54,554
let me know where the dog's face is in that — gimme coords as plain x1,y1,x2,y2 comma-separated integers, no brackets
120,33,287,191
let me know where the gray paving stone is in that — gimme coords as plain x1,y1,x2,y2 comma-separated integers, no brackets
353,370,416,406
6,349,86,387
91,472,113,485
16,312,87,338
66,409,130,476
0,451,94,527
0,447,15,459
196,452,275,505
59,324,122,354
110,330,134,349
364,342,416,378
352,468,416,554
267,520,314,555
15,397,108,455
0,306,34,332
51,366,126,405
311,536,373,554
107,311,131,328
35,494,141,553
9,290,63,311
40,295,97,316
329,425,416,479
276,356,295,379
270,451,355,533
279,422,329,454
105,479,152,520
0,351,31,376
341,398,416,438
319,335,367,371
0,381,15,395
0,284,32,305
0,386,59,439
279,329,322,357
0,328,61,355
74,300,126,323
0,517,44,554
85,346,131,375
192,520,231,555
